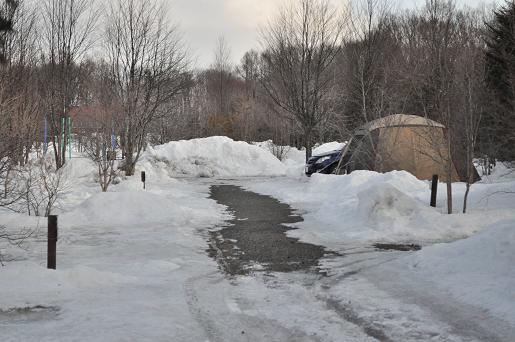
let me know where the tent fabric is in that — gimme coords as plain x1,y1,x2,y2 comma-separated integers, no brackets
336,114,466,182
363,114,445,131
375,125,460,182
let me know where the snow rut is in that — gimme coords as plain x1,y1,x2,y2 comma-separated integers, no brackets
183,272,321,342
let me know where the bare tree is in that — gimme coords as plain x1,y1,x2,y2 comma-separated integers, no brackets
402,0,460,214
0,0,39,206
213,35,232,117
347,0,392,126
79,62,120,192
105,0,190,176
204,36,237,136
260,0,345,161
7,1,40,165
40,0,97,169
454,9,485,213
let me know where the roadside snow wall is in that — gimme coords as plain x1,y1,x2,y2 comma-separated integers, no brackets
141,137,286,178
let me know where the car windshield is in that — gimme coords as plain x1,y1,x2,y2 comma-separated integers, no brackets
315,155,331,164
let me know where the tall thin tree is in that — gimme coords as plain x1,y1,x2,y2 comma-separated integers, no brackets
105,0,190,176
260,0,345,161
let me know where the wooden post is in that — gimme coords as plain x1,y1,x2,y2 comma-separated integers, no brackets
47,215,58,270
141,171,146,190
430,175,438,208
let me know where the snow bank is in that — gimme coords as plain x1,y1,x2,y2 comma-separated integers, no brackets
59,174,227,229
141,136,286,178
61,190,189,227
399,221,515,325
243,170,515,247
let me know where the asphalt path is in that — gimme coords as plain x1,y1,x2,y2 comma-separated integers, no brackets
208,184,330,275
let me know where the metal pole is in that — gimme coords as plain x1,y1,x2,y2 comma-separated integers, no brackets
430,175,438,207
68,116,72,160
47,215,58,270
60,117,65,162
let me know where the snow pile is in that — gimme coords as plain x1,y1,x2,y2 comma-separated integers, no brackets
58,173,228,229
243,170,515,247
399,221,515,325
357,183,436,227
141,136,286,178
61,190,189,227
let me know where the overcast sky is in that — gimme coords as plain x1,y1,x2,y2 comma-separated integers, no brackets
170,0,501,69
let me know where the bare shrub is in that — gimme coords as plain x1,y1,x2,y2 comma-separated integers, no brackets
83,133,119,192
14,158,69,217
266,140,290,161
0,225,34,266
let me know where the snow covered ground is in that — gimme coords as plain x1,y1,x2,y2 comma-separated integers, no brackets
1,137,515,341
241,156,515,335
0,164,228,340
397,221,515,325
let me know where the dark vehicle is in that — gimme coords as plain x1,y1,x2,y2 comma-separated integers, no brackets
305,150,342,176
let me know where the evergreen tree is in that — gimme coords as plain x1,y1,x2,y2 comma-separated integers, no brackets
484,0,515,160
0,0,17,63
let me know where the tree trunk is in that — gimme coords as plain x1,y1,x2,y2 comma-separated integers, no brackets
463,144,474,214
446,149,453,214
61,115,67,167
4,167,10,199
304,129,313,162
446,130,453,214
446,180,453,214
125,145,135,176
463,182,470,214
125,150,135,176
51,127,61,170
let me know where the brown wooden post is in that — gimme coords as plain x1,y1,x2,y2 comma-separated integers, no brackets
430,175,438,208
141,171,146,190
47,215,58,270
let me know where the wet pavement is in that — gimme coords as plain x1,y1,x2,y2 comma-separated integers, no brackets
208,185,329,275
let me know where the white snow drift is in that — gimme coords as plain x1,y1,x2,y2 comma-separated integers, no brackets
398,220,515,325
142,136,286,177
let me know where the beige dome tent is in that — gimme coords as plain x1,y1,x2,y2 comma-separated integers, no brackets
335,114,470,182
